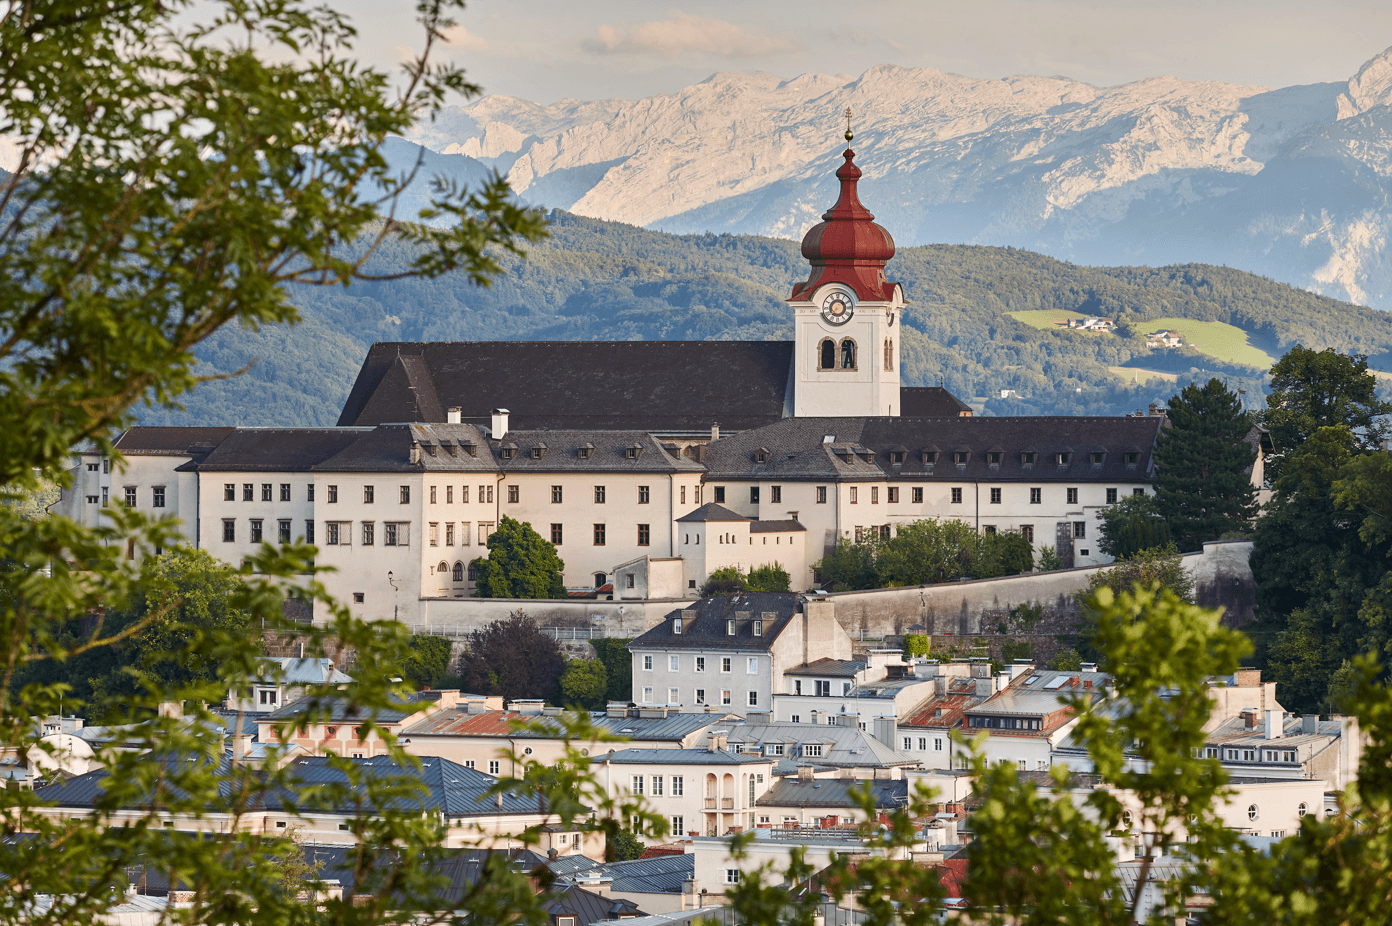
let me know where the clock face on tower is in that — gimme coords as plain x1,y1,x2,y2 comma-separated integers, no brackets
819,286,857,326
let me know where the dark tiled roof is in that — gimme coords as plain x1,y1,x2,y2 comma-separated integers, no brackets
184,428,368,472
309,424,493,473
675,502,749,523
270,755,550,817
34,754,242,810
543,885,644,925
555,853,694,894
899,387,973,417
703,415,1162,482
629,593,805,652
784,658,866,678
114,427,236,455
337,341,795,432
262,692,438,724
402,708,732,744
756,778,908,809
750,519,806,533
495,430,702,474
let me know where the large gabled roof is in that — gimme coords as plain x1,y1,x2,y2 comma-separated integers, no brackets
180,428,368,472
629,593,805,652
114,427,236,455
337,341,796,432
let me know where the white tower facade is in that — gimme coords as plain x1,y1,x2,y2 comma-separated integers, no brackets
787,141,906,418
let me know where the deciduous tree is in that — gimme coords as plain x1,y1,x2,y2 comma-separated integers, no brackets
455,611,566,702
559,658,608,710
470,516,567,599
1097,493,1172,560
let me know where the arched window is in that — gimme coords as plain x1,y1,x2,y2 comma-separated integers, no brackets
884,337,893,371
437,561,448,575
467,563,478,581
819,338,835,370
840,338,856,370
452,561,464,582
594,572,607,588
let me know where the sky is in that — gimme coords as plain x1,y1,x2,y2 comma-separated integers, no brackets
332,0,1392,104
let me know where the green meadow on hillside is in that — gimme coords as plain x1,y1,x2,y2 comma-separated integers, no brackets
1145,317,1276,369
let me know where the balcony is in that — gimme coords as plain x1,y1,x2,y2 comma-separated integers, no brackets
722,798,734,810
704,797,716,809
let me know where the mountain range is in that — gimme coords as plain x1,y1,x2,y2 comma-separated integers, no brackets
396,47,1392,311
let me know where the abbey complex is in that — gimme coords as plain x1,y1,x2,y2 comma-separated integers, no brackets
56,143,1200,625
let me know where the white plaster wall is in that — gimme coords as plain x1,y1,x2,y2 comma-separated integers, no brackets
308,473,424,622
792,290,903,419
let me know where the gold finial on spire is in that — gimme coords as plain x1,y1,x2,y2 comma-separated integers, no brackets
844,106,854,143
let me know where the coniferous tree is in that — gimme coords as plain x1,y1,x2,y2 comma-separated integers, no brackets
1153,378,1258,552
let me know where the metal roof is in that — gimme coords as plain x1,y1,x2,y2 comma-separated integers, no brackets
603,748,770,766
784,658,866,678
726,721,918,768
402,709,733,744
558,852,695,894
628,593,804,653
756,778,908,810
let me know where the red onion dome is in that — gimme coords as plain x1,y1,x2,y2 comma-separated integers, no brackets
792,148,898,302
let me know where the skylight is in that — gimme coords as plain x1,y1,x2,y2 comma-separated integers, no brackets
1043,676,1068,690
823,435,835,443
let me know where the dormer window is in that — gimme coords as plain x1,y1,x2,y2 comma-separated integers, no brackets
1021,452,1037,464
1055,452,1072,465
626,444,643,460
755,447,770,463
461,441,477,457
954,451,970,465
673,617,683,635
986,451,1002,464
889,451,906,465
921,451,938,464
822,435,836,444
531,444,547,459
1090,451,1105,464
726,620,736,636
422,441,437,456
500,447,515,460
1124,451,1139,464
579,443,594,460
753,620,762,637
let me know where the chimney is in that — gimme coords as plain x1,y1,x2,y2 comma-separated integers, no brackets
710,423,720,442
158,701,183,720
1302,714,1319,735
873,716,897,749
707,732,728,753
797,765,814,781
409,441,421,464
1265,709,1283,739
447,407,462,424
1234,668,1262,688
974,677,994,698
232,733,253,764
491,408,509,439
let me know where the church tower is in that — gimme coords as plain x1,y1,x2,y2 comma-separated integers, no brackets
789,124,905,418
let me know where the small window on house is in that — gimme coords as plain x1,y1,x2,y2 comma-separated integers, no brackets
625,446,638,460
987,451,1002,464
249,519,263,543
752,620,762,637
951,487,963,504
224,484,236,501
771,485,782,503
280,483,291,501
840,339,856,369
983,525,997,535
278,520,291,543
912,487,923,503
1022,451,1037,464
353,593,364,603
243,484,254,501
1106,488,1118,504
593,524,606,546
152,486,165,508
1091,452,1105,464
361,521,374,545
820,338,835,370
1067,487,1078,504
507,485,519,504
922,450,938,464
1021,525,1034,543
726,620,735,636
871,486,879,504
1030,487,1041,504
551,523,563,545
750,486,760,504
327,485,338,503
551,485,563,503
673,617,683,635
889,451,905,465
990,488,1002,504
714,487,726,503
638,485,650,504
1056,452,1072,465
578,444,592,460
954,451,969,464
364,485,374,504
261,483,272,502
816,486,827,503
500,447,514,460
849,486,858,504
594,485,605,504
1073,521,1086,539
1125,451,1140,464
637,524,650,546
452,562,464,582
124,487,136,507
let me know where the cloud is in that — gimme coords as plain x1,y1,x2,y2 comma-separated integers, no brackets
583,11,803,59
442,25,492,53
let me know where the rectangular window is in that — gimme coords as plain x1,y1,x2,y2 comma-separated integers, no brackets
124,487,136,507
1134,487,1146,497
222,519,235,542
1021,525,1034,543
249,519,263,543
460,485,468,503
722,657,732,672
243,484,254,501
325,522,340,545
594,485,606,504
669,655,679,671
753,620,762,637
990,487,1002,504
951,487,963,504
551,485,563,504
225,484,236,502
748,691,758,706
637,523,650,546
429,522,439,546
364,485,374,504
278,520,291,543
671,816,684,836
871,486,880,504
887,486,898,503
695,688,706,704
815,680,830,697
385,522,407,546
749,486,760,505
1073,521,1086,539
768,485,781,505
1067,487,1078,505
849,486,858,504
695,656,706,672
912,487,923,504
489,760,500,776
714,486,725,503
643,655,653,671
550,523,563,545
430,485,437,505
304,520,314,544
280,483,291,502
816,486,827,504
631,775,644,795
1030,487,1042,504
748,657,758,674
478,522,492,545
638,485,650,504
803,744,823,758
446,523,455,546
507,485,519,504
593,523,606,546
327,485,338,503
446,485,453,503
261,483,272,502
721,690,732,705
642,686,653,703
726,870,740,885
399,486,410,504
652,774,664,796
680,485,686,505
1106,488,1118,504
362,522,375,545
667,687,678,704
983,524,997,535
307,485,314,502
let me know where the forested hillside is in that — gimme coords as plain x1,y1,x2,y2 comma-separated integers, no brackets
139,210,1392,427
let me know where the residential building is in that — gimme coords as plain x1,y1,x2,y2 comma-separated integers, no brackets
753,777,908,830
550,853,697,916
774,652,945,728
960,667,1109,771
598,736,776,839
723,720,919,779
257,690,462,758
224,657,353,714
626,593,852,716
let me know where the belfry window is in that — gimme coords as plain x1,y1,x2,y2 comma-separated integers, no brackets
840,339,856,370
884,338,893,371
820,338,835,370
